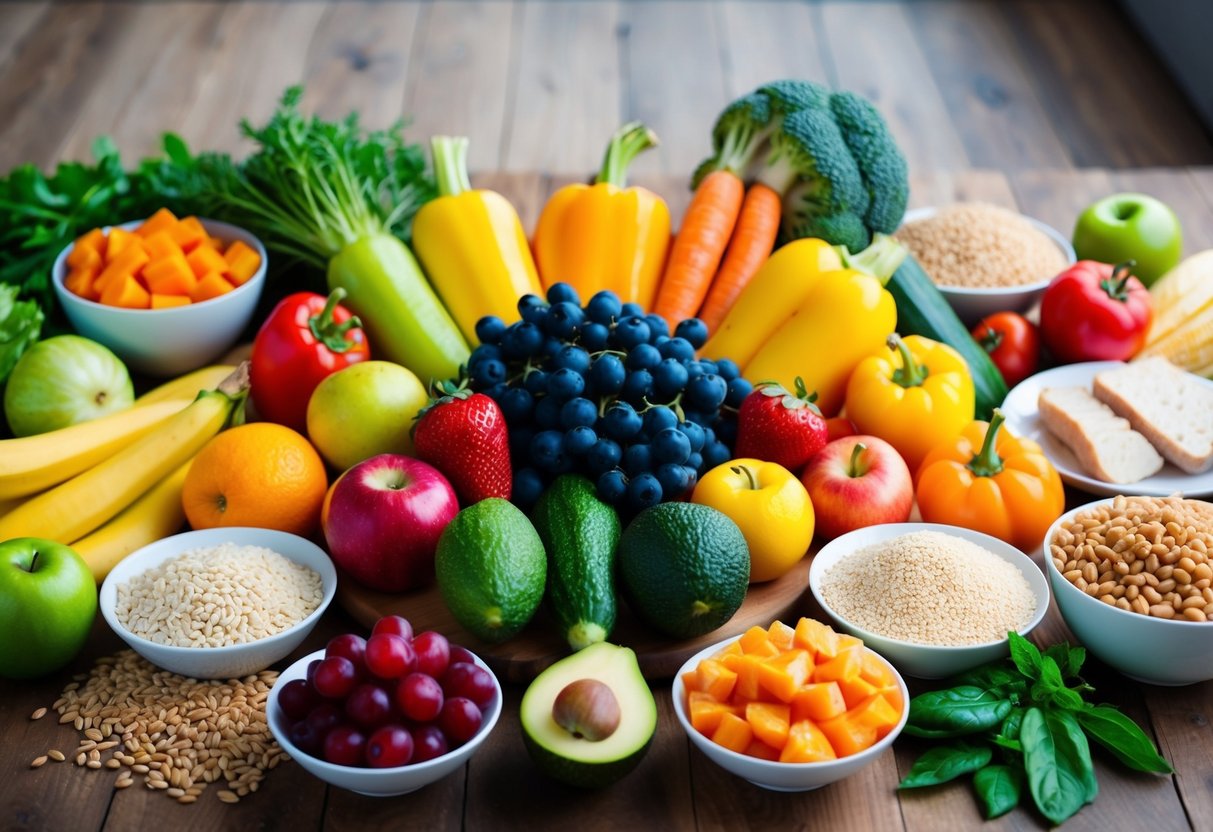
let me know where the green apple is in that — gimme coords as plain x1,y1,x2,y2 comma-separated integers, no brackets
4,335,133,437
0,538,97,680
306,360,429,472
1072,193,1182,287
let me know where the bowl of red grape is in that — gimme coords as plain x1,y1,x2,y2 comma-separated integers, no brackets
267,615,502,796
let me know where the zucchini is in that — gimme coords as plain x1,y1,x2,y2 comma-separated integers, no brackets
887,255,1008,419
531,475,621,651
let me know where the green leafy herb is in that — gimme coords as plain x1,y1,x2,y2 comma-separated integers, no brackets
1077,705,1173,773
954,663,1027,698
1044,643,1087,678
1022,708,1098,824
0,284,43,382
1000,707,1025,741
973,764,1022,819
1008,631,1044,680
899,743,992,788
905,686,1012,737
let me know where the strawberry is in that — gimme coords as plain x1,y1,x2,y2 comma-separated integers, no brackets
733,377,828,472
413,379,512,505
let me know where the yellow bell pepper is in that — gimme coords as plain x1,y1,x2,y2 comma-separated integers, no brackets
412,136,544,345
701,238,842,367
690,459,815,583
916,410,1065,552
742,268,897,416
533,123,670,309
845,334,976,475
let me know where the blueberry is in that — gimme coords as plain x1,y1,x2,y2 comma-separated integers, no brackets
546,282,581,306
560,397,598,429
602,401,643,441
547,367,586,400
563,425,598,456
658,336,696,363
589,354,626,396
623,443,653,476
475,315,507,346
678,420,706,452
552,344,592,375
613,316,651,350
714,358,740,381
580,321,611,352
674,318,709,349
544,301,585,339
511,467,545,510
502,321,544,359
510,426,536,460
725,377,754,408
687,450,704,473
686,373,728,411
469,343,504,364
586,291,623,324
523,369,549,395
681,409,709,427
714,416,738,445
644,314,670,341
518,294,549,325
626,473,663,511
702,439,732,470
530,430,565,468
642,406,679,437
498,386,534,424
587,438,623,474
482,382,508,401
656,463,695,498
541,336,565,360
620,369,653,405
596,469,628,505
697,359,718,376
685,362,705,380
653,358,689,398
652,427,692,464
625,343,661,372
469,358,507,387
621,302,646,318
534,396,563,430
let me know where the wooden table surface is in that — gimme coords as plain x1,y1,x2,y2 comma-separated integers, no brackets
4,169,1213,831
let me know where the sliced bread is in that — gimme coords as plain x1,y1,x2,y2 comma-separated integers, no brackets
1037,386,1164,483
1094,357,1213,474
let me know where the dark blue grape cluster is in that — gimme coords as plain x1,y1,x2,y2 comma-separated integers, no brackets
468,283,753,513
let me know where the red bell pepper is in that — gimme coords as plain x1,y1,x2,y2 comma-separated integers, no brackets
1039,260,1152,364
971,311,1040,389
250,288,370,432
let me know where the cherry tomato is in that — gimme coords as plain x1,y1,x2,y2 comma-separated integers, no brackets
970,312,1040,389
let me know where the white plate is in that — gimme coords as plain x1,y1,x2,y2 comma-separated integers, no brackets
1002,361,1213,498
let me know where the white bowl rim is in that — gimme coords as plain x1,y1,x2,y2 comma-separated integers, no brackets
99,527,338,657
808,522,1051,653
1044,496,1213,628
52,216,267,316
899,205,1075,295
267,647,504,777
671,635,910,772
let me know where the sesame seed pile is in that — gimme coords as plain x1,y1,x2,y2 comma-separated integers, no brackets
820,531,1037,646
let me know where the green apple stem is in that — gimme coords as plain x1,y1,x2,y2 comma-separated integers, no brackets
847,443,868,478
1099,261,1137,302
27,549,39,572
731,465,759,490
967,409,1007,478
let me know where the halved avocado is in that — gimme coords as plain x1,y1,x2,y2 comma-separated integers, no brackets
520,642,657,788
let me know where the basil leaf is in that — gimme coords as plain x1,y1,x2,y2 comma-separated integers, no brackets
1008,632,1043,680
1049,686,1086,711
899,743,993,789
1022,707,1098,824
953,663,1028,697
907,686,1013,736
1001,707,1025,741
1077,705,1173,773
1031,656,1065,703
1067,646,1087,677
973,764,1023,819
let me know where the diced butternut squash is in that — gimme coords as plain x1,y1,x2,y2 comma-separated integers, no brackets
768,620,796,651
744,740,781,762
93,246,150,295
733,654,764,702
780,720,837,763
711,641,743,661
169,216,207,253
100,275,150,309
190,272,235,303
143,230,183,263
224,240,261,285
681,670,698,693
791,682,847,723
745,702,791,750
67,243,102,273
64,267,99,301
711,712,753,754
739,626,780,658
860,652,896,688
136,207,179,238
144,252,197,295
689,692,737,735
794,617,841,661
837,676,880,710
758,649,813,703
848,694,901,741
812,645,864,685
106,227,140,261
69,228,107,264
150,293,191,309
818,713,877,759
186,244,230,280
695,659,738,702
878,686,904,714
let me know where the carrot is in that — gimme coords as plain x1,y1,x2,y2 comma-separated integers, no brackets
697,183,781,332
654,170,744,327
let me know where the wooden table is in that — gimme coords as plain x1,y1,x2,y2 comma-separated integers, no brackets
4,171,1213,831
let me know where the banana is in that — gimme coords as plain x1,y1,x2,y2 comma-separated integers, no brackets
0,364,249,544
135,365,236,407
72,461,192,584
0,399,187,500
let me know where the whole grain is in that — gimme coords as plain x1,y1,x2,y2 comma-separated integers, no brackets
820,530,1038,645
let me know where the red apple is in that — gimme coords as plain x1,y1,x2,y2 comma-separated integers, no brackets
799,435,912,540
323,455,459,592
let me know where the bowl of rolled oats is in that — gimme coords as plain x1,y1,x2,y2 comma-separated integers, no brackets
99,527,337,679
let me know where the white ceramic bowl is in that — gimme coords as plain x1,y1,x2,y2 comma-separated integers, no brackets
808,523,1050,679
672,635,909,792
1044,498,1213,686
899,206,1075,326
267,648,502,796
99,527,336,679
52,218,267,377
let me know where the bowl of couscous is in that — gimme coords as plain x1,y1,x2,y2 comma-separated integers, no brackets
896,204,1075,326
807,523,1050,679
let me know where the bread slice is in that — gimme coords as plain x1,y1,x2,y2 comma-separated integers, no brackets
1037,386,1164,483
1094,357,1213,474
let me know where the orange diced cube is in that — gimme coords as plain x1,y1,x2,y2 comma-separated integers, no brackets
859,651,896,689
208,236,225,250
711,641,743,662
136,207,179,238
144,252,197,296
105,227,141,262
100,274,150,309
768,620,796,651
93,245,150,295
711,712,753,754
758,649,813,703
780,720,837,763
813,645,863,685
67,245,102,275
745,702,791,750
794,617,841,661
169,216,207,253
190,272,234,303
745,740,781,762
696,660,738,702
69,228,107,264
837,676,880,710
223,239,261,286
688,691,737,735
186,243,229,280
739,626,780,658
681,670,699,694
65,267,99,300
818,713,877,758
848,694,901,741
151,293,191,309
879,686,904,715
791,682,847,723
733,654,764,702
142,230,183,263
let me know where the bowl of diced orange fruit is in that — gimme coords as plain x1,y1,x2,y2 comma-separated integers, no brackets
52,209,267,376
672,617,908,792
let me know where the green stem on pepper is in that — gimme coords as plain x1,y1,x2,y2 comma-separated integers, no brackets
597,123,659,188
889,333,928,388
431,136,472,198
967,409,1006,478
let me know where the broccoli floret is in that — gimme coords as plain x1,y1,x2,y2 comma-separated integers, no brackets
691,92,774,188
759,79,831,116
828,92,909,235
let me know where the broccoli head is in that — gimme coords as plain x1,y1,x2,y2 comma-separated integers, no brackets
691,92,773,188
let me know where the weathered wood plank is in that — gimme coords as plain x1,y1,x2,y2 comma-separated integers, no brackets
1006,169,1115,233
0,2,50,78
717,1,830,99
907,169,1019,212
1146,683,1213,832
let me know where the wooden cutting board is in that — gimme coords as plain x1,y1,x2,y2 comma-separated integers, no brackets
338,555,814,683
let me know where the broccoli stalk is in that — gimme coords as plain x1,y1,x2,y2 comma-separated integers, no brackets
691,92,776,188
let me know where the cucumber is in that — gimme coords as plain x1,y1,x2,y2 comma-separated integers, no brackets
887,255,1008,419
531,476,621,651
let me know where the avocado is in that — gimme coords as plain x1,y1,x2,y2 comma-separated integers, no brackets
618,502,749,639
435,498,546,643
520,642,656,788
531,475,621,651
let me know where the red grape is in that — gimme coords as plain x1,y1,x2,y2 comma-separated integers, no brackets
323,725,367,767
365,633,417,680
372,615,414,642
448,645,476,666
279,679,319,721
287,719,323,755
305,703,345,740
345,683,393,729
441,662,496,708
412,631,451,678
366,725,414,768
326,633,367,669
313,656,359,699
411,724,450,763
395,673,444,722
306,659,322,685
438,697,483,745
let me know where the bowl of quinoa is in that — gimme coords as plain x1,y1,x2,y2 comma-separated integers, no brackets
100,527,337,679
808,524,1049,679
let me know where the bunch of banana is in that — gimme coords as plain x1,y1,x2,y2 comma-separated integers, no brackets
0,363,245,582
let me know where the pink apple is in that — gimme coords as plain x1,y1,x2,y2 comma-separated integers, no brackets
799,435,913,541
323,454,459,592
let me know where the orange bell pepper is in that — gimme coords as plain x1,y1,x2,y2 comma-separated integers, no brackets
916,409,1064,552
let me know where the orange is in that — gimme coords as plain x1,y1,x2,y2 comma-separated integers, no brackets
183,422,328,535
